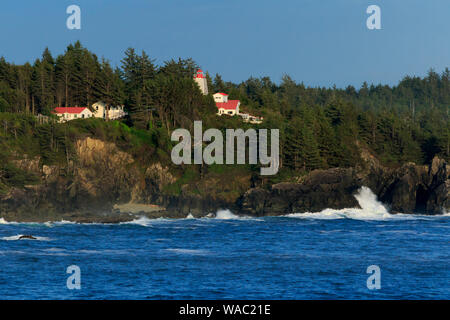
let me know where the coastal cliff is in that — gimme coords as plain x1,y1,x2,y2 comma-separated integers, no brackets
239,156,449,216
0,136,448,222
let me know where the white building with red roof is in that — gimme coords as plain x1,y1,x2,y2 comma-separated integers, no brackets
52,107,93,122
213,92,240,116
193,69,208,95
92,101,127,120
194,70,258,120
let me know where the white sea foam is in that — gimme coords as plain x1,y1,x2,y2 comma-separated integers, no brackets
1,234,51,241
213,209,262,221
53,220,78,225
45,247,67,252
124,216,152,226
38,248,70,256
0,218,19,225
124,210,262,225
122,216,173,227
0,218,78,226
286,186,431,221
164,248,210,255
76,249,130,255
214,209,242,220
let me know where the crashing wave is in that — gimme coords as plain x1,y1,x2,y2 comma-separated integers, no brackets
214,209,242,220
286,186,412,220
0,218,9,224
213,209,263,221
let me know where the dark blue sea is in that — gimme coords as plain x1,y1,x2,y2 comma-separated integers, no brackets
0,188,449,300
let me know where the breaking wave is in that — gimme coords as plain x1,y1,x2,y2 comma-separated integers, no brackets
286,186,432,221
123,209,263,226
214,209,242,220
213,209,264,221
121,216,167,227
0,218,15,225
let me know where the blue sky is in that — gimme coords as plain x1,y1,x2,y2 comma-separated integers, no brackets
0,0,448,88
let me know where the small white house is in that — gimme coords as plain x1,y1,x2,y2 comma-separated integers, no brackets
213,92,229,103
213,92,263,122
53,107,93,123
92,101,127,120
216,100,240,116
92,101,107,119
108,105,127,120
214,92,240,116
239,113,263,124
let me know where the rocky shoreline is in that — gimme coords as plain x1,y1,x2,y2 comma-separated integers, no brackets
238,159,449,217
0,138,448,223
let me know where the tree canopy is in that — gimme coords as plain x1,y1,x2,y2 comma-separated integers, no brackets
0,42,448,182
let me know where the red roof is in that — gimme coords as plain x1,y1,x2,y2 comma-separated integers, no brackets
215,92,228,96
216,100,240,110
53,107,88,114
194,69,205,78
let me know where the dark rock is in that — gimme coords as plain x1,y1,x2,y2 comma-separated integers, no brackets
239,168,362,216
425,157,449,214
237,157,449,216
19,235,37,240
238,187,270,216
371,157,449,214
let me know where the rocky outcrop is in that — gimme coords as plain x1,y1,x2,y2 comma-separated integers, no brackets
239,168,361,216
0,137,177,222
238,156,449,216
374,157,449,214
239,168,362,216
426,157,449,213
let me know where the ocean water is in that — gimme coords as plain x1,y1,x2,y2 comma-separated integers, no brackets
0,187,448,300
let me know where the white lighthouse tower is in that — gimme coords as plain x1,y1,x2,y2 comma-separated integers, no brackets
193,69,208,95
